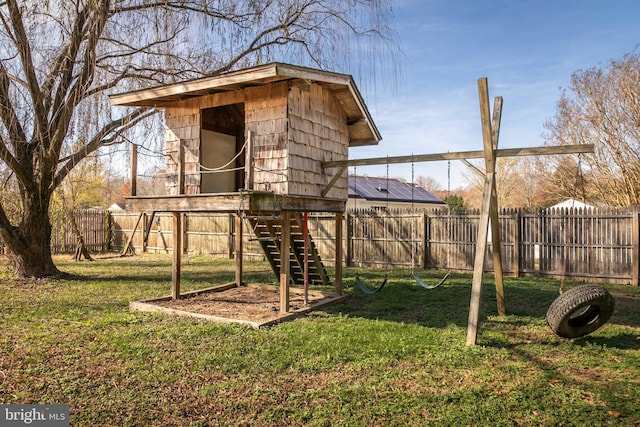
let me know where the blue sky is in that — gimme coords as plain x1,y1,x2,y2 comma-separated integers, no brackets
352,0,640,190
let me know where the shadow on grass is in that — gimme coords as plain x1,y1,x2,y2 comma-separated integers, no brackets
325,268,640,336
325,268,562,329
573,332,640,349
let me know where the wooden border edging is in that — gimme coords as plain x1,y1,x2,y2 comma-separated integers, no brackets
129,283,348,329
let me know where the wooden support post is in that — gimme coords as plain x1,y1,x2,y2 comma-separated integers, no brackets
131,143,138,197
303,212,309,305
142,212,148,253
142,211,156,254
467,78,497,346
172,212,182,299
280,212,291,313
335,212,343,296
489,96,506,316
120,212,143,256
235,214,243,287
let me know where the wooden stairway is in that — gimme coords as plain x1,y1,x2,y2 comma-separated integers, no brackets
247,214,330,287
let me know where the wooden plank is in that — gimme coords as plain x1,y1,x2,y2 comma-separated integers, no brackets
321,144,595,168
120,212,143,256
172,212,182,299
489,96,506,316
124,192,346,213
280,212,291,313
109,65,280,106
321,164,347,197
467,77,496,346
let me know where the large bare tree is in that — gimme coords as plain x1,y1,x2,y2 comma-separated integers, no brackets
0,0,399,278
545,49,640,207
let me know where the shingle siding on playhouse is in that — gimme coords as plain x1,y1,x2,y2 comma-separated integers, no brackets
111,63,377,205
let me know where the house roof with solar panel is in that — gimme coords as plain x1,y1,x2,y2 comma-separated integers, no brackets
348,176,445,210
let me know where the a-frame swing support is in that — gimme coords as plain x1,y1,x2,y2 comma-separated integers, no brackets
322,78,594,345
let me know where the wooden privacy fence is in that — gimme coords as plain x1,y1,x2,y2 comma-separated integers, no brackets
109,207,640,285
5,207,634,285
50,208,111,253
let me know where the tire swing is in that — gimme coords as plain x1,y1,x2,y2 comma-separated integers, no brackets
546,158,614,339
546,285,615,338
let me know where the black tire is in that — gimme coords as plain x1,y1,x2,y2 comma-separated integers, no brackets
546,285,615,338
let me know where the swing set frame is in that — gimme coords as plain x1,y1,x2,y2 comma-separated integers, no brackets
324,78,594,345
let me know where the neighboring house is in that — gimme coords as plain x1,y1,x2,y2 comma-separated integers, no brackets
347,175,444,210
107,203,126,212
548,199,595,210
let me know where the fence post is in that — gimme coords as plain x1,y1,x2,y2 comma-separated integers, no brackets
633,210,639,286
104,210,112,252
512,210,520,277
335,212,343,295
345,212,353,267
421,212,428,269
228,214,234,259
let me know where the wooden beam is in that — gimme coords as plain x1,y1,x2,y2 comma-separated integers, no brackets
142,211,157,253
124,192,346,213
322,144,594,169
280,212,291,313
489,96,506,316
321,164,348,197
120,212,143,256
466,78,496,346
460,158,484,177
172,212,182,299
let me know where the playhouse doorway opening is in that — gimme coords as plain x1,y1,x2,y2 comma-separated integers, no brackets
200,103,246,193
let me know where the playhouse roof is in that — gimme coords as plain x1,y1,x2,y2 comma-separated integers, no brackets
348,176,444,205
109,62,381,147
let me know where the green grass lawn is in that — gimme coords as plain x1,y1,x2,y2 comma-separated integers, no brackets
1,254,638,426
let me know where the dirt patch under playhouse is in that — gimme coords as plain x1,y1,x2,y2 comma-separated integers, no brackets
130,283,346,328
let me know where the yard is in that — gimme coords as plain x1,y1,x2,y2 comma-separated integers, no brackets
1,254,638,426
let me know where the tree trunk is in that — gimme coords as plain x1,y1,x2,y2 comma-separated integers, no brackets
2,202,62,279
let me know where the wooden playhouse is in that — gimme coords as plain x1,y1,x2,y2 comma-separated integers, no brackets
109,63,381,316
